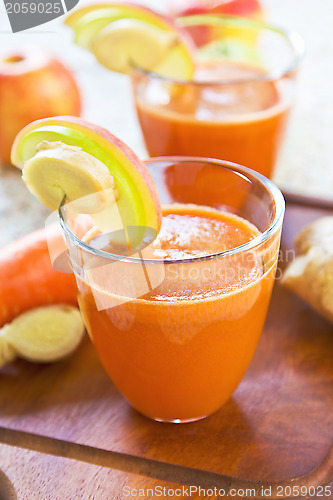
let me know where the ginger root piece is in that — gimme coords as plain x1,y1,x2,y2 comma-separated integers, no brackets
282,216,333,323
0,305,85,368
23,141,117,212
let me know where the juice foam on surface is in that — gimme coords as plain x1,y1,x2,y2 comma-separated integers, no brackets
87,204,263,302
148,204,259,259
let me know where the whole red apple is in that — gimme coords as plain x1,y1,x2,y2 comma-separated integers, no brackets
0,46,81,164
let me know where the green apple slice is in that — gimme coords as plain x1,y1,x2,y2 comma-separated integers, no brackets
197,38,261,65
74,9,126,49
11,117,162,237
73,6,174,49
65,3,169,30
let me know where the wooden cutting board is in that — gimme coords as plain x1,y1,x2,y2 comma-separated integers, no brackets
0,201,332,499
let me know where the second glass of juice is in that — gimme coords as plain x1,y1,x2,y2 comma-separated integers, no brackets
132,16,304,179
60,158,284,423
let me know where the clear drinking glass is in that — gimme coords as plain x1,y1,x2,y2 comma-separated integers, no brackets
59,158,285,423
132,15,304,179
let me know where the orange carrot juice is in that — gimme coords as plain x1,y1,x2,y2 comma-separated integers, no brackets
134,61,290,179
77,203,278,422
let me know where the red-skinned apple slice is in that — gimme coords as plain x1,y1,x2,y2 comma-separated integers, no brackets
11,117,162,239
64,3,152,28
174,0,263,47
174,0,263,17
70,4,193,46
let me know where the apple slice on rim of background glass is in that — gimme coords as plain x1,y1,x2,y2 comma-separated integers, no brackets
70,5,178,49
65,3,195,80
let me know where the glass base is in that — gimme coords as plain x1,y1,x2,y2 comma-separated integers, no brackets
152,414,208,424
132,403,212,423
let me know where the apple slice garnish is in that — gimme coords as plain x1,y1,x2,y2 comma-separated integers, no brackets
74,9,125,49
11,116,162,238
64,3,162,29
65,3,195,80
72,5,174,49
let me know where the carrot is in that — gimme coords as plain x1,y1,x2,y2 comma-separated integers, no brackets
0,223,78,327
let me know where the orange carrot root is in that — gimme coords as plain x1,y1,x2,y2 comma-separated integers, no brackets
0,223,78,327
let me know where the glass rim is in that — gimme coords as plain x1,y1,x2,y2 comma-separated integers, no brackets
59,157,285,265
132,14,305,86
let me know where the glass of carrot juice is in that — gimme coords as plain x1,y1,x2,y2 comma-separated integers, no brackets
132,16,304,179
60,158,285,423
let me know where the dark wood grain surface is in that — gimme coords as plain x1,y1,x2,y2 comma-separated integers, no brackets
0,202,332,499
